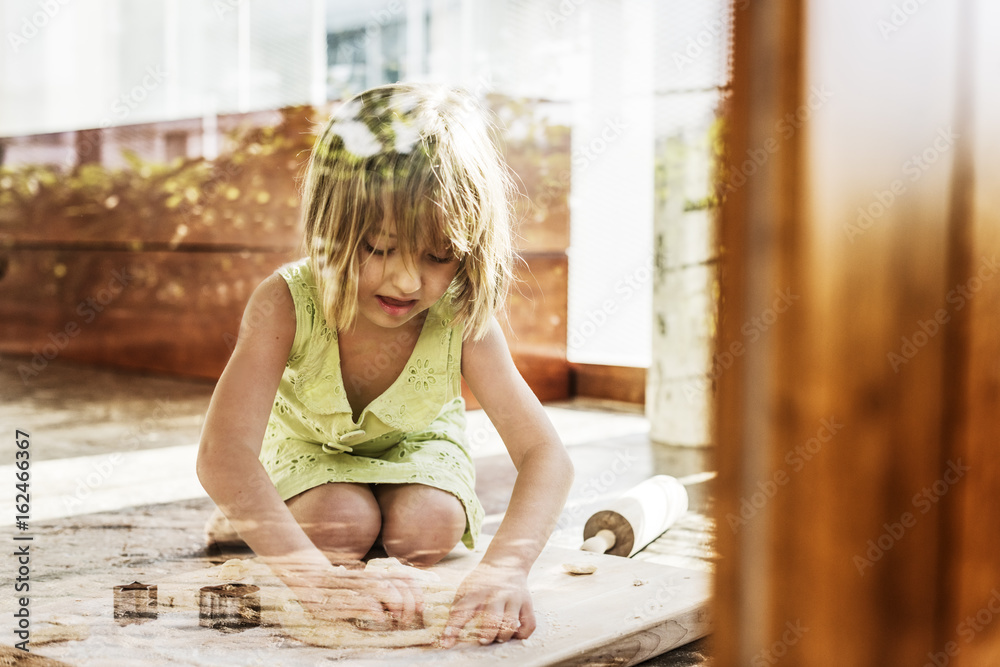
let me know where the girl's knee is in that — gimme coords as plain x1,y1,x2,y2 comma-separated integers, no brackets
377,485,466,567
286,483,381,560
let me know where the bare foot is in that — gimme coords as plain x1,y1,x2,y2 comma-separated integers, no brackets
204,506,247,549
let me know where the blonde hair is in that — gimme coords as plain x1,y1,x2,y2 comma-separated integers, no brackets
300,82,515,341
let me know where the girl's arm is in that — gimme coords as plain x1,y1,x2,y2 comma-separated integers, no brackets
196,274,328,572
444,318,575,646
196,274,406,625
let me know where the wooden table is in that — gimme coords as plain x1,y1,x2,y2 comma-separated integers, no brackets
26,539,710,667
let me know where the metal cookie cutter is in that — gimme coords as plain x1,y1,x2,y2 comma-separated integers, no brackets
199,583,262,632
113,581,158,625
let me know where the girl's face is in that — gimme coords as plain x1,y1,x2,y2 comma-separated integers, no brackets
354,224,459,331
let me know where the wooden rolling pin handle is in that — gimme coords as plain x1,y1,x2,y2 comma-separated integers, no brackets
580,529,617,554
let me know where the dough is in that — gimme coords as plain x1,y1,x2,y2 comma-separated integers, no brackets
278,589,464,648
363,557,441,583
203,556,476,648
562,562,598,575
215,558,256,582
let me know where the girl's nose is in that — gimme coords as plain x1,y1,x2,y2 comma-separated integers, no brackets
388,254,421,294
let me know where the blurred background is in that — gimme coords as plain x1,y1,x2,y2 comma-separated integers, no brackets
0,0,733,449
4,1,1000,665
0,5,730,663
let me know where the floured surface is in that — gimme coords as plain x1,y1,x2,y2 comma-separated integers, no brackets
23,539,710,666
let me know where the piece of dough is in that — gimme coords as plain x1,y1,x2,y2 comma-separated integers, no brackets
562,561,598,575
278,588,478,648
363,557,441,583
214,558,256,582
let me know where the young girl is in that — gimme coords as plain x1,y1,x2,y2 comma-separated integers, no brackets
196,82,574,647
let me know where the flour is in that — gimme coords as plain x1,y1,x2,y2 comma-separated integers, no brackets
33,618,90,645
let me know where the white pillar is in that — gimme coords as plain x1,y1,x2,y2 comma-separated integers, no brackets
310,0,327,106
237,0,250,112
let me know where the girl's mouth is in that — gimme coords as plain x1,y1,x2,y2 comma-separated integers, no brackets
376,295,417,316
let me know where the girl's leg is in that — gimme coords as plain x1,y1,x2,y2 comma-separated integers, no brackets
373,483,466,567
286,482,382,561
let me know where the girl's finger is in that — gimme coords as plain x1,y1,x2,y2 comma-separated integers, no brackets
494,599,521,644
375,579,405,625
334,590,392,630
440,594,481,648
474,602,505,646
392,579,418,629
395,574,425,623
514,599,536,639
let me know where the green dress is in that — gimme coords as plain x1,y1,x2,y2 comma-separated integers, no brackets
259,258,482,548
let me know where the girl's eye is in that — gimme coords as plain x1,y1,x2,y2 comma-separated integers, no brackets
363,241,390,256
427,253,454,264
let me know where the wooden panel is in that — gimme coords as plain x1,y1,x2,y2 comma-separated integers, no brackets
505,253,569,403
945,2,1000,664
488,96,571,254
712,0,989,665
0,107,313,251
0,249,297,380
462,253,570,408
1,98,570,400
570,363,646,405
504,254,568,358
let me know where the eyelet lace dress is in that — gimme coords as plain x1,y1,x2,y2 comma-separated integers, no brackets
259,257,483,549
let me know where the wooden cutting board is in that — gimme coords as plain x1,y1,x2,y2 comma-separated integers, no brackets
27,539,711,667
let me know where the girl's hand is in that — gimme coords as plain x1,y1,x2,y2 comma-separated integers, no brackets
289,569,425,630
440,563,536,647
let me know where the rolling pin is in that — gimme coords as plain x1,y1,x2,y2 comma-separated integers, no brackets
580,472,715,557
